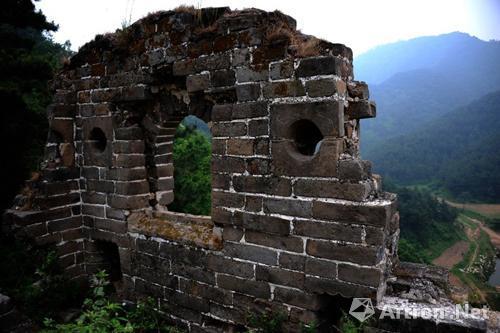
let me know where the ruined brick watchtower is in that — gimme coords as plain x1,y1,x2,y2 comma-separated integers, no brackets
4,7,401,331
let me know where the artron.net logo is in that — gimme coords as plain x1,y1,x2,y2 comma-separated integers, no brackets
349,298,375,322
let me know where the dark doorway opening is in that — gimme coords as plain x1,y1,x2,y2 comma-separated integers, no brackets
94,240,122,282
316,294,355,332
89,127,107,152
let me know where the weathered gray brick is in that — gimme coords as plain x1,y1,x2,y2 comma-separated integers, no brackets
263,198,312,218
217,274,270,299
232,211,290,235
245,231,303,253
223,242,277,265
236,83,261,102
306,239,381,266
293,219,362,243
256,265,304,289
296,56,341,77
273,287,323,310
338,263,382,287
207,254,254,278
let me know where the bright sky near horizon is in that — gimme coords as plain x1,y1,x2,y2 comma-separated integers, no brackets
36,0,500,56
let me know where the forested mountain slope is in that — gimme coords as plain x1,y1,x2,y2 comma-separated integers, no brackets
365,91,500,202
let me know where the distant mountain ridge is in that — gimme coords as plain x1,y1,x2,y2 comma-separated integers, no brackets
355,32,500,150
355,32,500,84
354,32,500,202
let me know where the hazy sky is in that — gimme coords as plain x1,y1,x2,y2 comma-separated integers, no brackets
36,0,500,56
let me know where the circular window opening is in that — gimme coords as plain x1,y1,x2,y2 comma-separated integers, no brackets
89,127,107,152
290,120,323,156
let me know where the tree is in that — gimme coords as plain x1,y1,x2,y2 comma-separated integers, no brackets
0,0,71,211
168,124,212,215
383,181,461,263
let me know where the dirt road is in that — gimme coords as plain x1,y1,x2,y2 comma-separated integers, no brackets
445,200,500,218
432,241,470,269
431,205,500,305
465,216,500,249
441,198,500,249
432,217,489,303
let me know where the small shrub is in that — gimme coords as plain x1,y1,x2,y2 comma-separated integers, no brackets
174,5,203,25
42,271,133,333
127,297,172,332
173,5,197,15
42,271,183,333
264,22,321,58
300,320,318,333
294,37,321,58
334,311,367,333
265,22,295,43
114,26,134,51
0,234,84,323
247,310,287,333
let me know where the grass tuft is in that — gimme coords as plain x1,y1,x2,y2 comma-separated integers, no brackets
264,22,322,58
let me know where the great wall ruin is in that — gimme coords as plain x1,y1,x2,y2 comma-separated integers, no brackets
2,7,497,332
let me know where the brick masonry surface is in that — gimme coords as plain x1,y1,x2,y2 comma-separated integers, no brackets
3,7,400,332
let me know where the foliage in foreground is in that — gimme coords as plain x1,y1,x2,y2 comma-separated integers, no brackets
335,311,366,333
42,271,183,333
0,233,358,333
0,234,83,323
247,311,287,333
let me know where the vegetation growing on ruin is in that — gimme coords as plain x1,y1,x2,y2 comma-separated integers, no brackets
335,312,367,333
42,271,184,333
246,311,287,332
264,22,321,58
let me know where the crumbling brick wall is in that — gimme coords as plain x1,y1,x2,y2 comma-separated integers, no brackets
4,7,399,331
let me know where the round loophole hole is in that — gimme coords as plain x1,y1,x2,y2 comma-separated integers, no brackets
290,120,323,156
89,127,107,152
